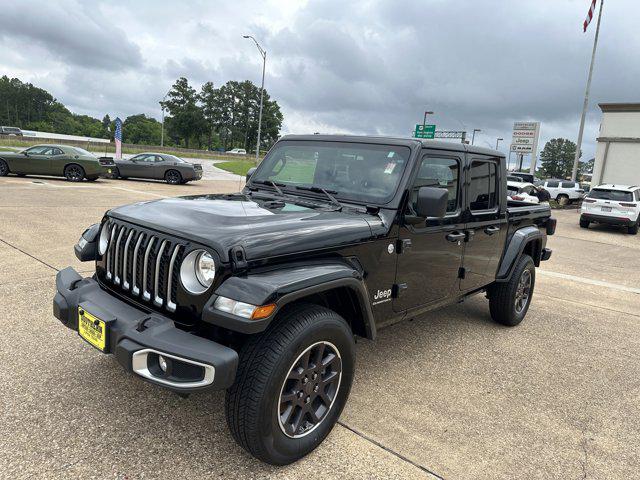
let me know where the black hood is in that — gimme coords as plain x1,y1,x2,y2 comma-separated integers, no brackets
108,194,379,262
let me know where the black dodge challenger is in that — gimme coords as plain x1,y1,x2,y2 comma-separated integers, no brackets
114,153,203,184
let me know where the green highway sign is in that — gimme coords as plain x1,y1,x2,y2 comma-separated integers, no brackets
414,124,436,139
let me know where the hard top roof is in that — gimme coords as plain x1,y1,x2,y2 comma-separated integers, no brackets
278,134,505,158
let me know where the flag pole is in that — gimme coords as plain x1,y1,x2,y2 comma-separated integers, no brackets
571,0,604,181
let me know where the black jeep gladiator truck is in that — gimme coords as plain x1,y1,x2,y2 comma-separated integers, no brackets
54,135,555,464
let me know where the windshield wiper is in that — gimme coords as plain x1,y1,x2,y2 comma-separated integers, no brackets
251,179,286,196
295,185,344,211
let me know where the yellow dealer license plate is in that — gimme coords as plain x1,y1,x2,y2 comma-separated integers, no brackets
78,308,107,352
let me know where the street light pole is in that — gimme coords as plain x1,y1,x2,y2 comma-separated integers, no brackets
472,129,481,145
160,91,169,147
423,110,434,126
244,35,267,164
495,137,503,150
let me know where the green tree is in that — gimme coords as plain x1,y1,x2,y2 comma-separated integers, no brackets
539,138,577,179
122,114,162,145
579,158,595,176
162,77,206,148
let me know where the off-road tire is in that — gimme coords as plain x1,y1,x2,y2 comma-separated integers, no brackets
579,218,590,229
489,254,535,327
165,169,182,185
64,164,85,182
225,303,355,465
628,223,638,235
557,194,569,206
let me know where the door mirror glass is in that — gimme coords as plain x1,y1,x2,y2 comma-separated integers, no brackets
415,186,448,218
246,167,257,182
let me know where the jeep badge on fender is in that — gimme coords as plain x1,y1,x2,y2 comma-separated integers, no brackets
54,134,554,465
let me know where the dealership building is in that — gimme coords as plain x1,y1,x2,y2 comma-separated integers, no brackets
591,103,640,186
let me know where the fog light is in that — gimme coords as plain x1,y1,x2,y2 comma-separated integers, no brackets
158,355,168,373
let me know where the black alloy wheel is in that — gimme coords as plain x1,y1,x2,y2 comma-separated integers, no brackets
0,159,8,176
278,341,342,438
64,164,85,182
165,170,182,185
514,269,532,314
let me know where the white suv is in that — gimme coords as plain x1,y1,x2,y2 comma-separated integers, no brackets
540,179,585,204
580,184,640,235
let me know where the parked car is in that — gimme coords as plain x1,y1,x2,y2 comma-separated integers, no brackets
0,144,105,181
539,179,585,204
114,153,202,184
56,135,555,465
226,148,247,155
0,126,23,136
507,180,541,203
509,172,535,184
580,184,640,234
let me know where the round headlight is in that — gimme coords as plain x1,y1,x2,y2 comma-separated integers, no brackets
180,249,216,294
196,251,216,286
98,224,110,255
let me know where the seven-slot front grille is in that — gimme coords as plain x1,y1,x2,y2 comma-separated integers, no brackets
102,221,184,312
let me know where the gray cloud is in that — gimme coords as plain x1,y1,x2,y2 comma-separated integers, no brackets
0,1,142,71
1,0,638,166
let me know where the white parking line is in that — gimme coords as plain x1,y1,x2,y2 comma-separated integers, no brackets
111,186,167,198
538,269,640,294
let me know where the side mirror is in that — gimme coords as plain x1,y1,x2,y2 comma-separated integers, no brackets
415,186,448,218
246,167,257,182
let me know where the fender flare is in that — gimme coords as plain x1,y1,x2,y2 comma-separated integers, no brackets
202,262,376,338
495,226,543,282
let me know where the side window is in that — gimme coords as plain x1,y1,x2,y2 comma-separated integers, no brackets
133,155,147,162
41,147,56,155
561,181,575,188
52,148,63,155
154,155,165,163
546,181,559,188
469,161,498,211
25,146,47,155
409,156,460,213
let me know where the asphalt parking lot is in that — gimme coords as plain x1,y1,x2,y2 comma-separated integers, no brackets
1,176,639,479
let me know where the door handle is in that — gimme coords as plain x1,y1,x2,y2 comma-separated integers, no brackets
484,226,500,235
446,232,466,242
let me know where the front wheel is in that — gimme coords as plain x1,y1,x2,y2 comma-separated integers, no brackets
489,254,535,327
64,164,85,182
225,304,355,465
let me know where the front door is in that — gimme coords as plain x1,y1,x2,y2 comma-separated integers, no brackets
460,157,507,291
20,146,52,174
393,151,465,312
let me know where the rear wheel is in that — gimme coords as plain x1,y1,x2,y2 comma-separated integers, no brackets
557,194,569,206
0,159,9,176
64,164,85,182
225,304,355,465
489,254,535,327
628,223,638,235
165,169,182,185
579,218,590,229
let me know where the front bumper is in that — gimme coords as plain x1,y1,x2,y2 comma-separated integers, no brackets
53,267,238,392
581,213,636,227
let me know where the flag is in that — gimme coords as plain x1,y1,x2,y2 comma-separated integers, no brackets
583,0,597,32
114,117,123,159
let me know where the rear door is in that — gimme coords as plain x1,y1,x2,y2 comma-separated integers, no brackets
460,156,507,291
393,150,465,312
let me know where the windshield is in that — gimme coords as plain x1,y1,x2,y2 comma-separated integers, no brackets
588,189,633,202
252,141,411,204
73,147,96,157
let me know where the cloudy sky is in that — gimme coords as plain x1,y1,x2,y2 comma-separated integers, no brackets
1,0,638,165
